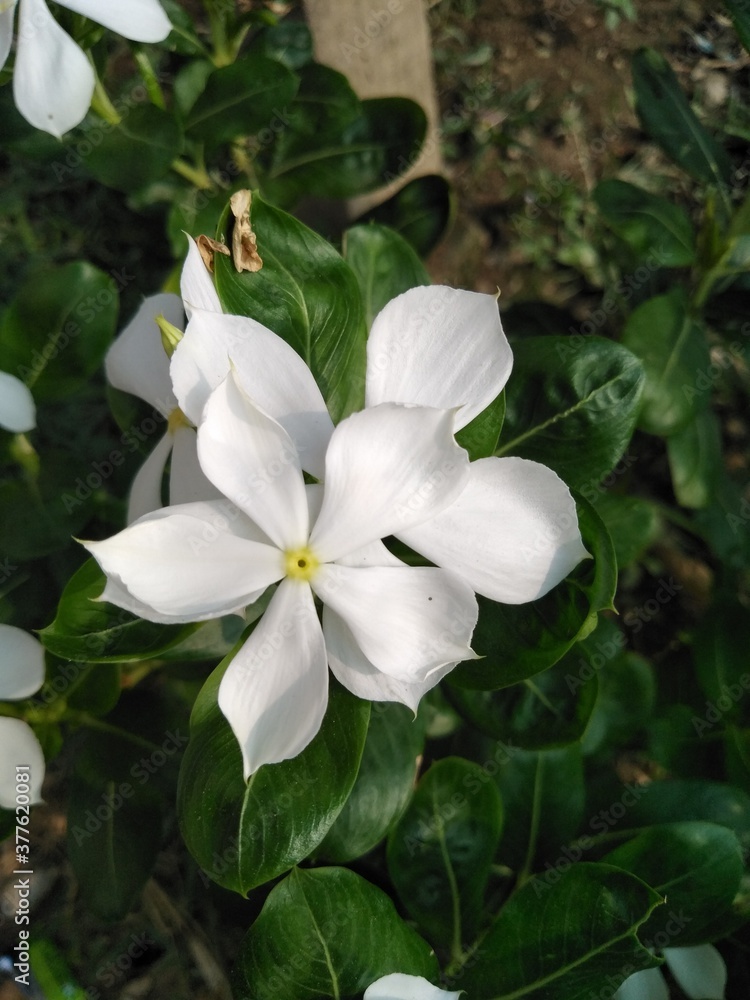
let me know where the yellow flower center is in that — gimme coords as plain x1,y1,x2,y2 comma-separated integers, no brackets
168,407,190,433
284,546,320,582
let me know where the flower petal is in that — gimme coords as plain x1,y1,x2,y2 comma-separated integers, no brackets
0,624,45,699
309,403,469,563
180,236,222,317
198,371,309,549
126,430,173,523
364,973,462,1000
366,286,512,432
58,0,171,41
664,945,727,1000
0,370,35,433
613,968,669,1000
324,606,456,711
313,564,477,682
0,719,45,809
0,2,17,72
84,501,284,621
14,0,94,136
171,309,333,478
218,579,328,777
168,424,222,507
105,292,182,415
399,457,589,604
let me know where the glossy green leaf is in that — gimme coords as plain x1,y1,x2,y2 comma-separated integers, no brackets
455,391,506,461
177,660,369,894
318,702,426,863
632,47,732,186
0,262,118,402
590,493,661,568
185,54,299,145
253,20,314,70
667,407,723,508
357,174,453,257
594,179,695,266
446,657,597,750
582,651,656,755
460,863,662,999
603,822,744,945
233,867,437,1000
498,336,645,492
39,559,193,663
693,601,750,729
387,757,503,950
621,289,711,437
493,744,584,874
214,194,367,421
343,222,430,329
84,106,183,192
451,496,616,690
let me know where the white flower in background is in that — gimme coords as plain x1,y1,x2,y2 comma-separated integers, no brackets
105,239,224,523
364,973,462,1000
0,624,46,809
614,945,727,1000
85,377,480,775
0,0,171,137
0,370,35,433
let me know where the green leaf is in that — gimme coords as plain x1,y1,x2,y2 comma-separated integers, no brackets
451,496,616,690
455,391,506,461
233,867,437,1000
343,222,430,329
460,863,662,999
594,179,695,266
446,657,597,750
185,54,299,146
693,600,750,729
582,651,656,755
590,494,661,569
666,407,723,508
603,822,744,945
0,262,118,401
498,336,645,492
39,559,193,663
67,730,164,921
262,97,427,204
387,757,503,951
84,106,183,192
318,703,426,863
726,0,750,55
177,660,369,894
214,194,367,422
0,465,91,559
621,288,711,436
253,20,314,70
357,174,453,257
632,47,732,187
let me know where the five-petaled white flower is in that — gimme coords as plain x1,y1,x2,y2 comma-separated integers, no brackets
0,369,35,433
0,624,46,809
364,973,462,1000
614,945,727,1000
0,0,171,136
86,282,587,775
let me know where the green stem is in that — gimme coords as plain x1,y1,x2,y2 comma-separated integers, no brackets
171,158,213,190
133,50,166,110
89,67,121,126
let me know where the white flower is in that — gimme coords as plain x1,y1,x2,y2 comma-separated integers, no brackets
105,239,224,523
364,973,462,1000
0,624,46,809
0,0,171,136
85,374,480,776
0,370,35,433
615,945,727,1000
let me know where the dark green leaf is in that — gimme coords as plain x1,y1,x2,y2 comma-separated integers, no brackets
214,194,367,422
666,408,723,508
621,288,711,436
233,867,437,1000
177,660,369,894
357,174,452,257
0,262,118,401
498,336,645,492
726,0,750,56
632,47,732,186
186,54,299,146
591,494,662,569
583,651,656,754
455,391,506,461
594,179,695,267
387,757,503,950
460,863,662,999
693,601,750,729
318,702,426,863
451,496,616,690
253,20,314,70
84,106,183,192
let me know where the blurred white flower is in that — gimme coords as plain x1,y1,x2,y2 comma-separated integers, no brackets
0,0,171,136
364,973,462,1000
614,945,727,1000
0,370,35,433
0,624,46,809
